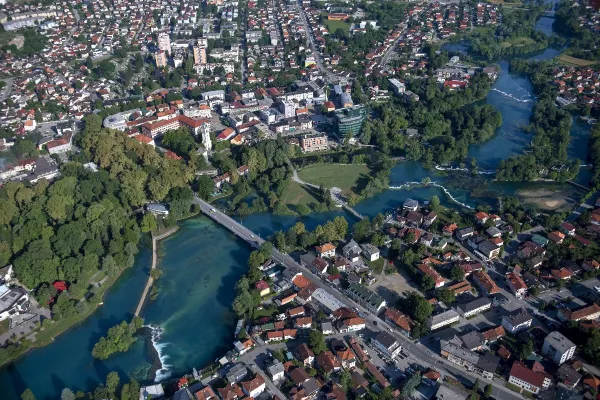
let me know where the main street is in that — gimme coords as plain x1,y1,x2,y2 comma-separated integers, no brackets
193,197,525,400
295,0,343,84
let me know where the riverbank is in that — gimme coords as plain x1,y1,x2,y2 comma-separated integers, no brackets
0,240,151,368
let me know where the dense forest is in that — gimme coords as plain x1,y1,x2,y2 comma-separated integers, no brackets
0,165,144,319
0,116,195,325
361,73,501,166
78,116,195,205
588,124,600,187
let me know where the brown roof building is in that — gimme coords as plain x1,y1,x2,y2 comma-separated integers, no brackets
558,303,600,322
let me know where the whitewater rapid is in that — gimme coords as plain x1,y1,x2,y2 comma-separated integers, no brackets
389,181,474,209
491,88,533,103
147,325,172,382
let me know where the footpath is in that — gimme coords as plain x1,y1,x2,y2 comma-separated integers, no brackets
134,227,179,317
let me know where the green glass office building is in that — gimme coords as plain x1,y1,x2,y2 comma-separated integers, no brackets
334,105,366,137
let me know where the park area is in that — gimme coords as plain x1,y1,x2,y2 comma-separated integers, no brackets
279,181,320,206
297,164,371,194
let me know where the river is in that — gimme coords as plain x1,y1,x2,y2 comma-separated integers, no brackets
0,220,251,399
0,7,592,400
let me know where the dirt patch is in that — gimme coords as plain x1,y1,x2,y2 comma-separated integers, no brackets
8,35,24,49
370,270,423,305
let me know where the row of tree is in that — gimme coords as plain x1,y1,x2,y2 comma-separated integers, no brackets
496,93,579,182
20,371,141,400
272,217,349,254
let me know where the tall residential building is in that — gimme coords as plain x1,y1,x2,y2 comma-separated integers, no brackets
155,50,168,68
158,32,171,55
201,122,212,150
193,45,207,65
542,331,576,365
280,101,295,119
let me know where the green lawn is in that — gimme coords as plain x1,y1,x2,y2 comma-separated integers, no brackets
297,164,371,194
323,19,351,33
280,181,320,206
366,258,385,274
0,319,9,335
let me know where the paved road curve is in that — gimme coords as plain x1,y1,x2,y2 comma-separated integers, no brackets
192,196,524,400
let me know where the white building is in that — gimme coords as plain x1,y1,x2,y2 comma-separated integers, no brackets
501,308,532,334
427,310,460,330
337,317,366,332
456,297,491,318
388,78,406,96
360,244,380,262
241,375,265,398
0,285,29,322
139,384,164,400
265,360,284,382
158,32,171,55
542,331,576,365
371,331,401,359
201,123,212,151
505,272,528,299
312,288,347,314
508,361,552,394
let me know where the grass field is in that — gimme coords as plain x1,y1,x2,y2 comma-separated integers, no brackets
324,19,351,33
500,37,535,48
280,181,320,206
0,319,9,335
556,54,598,67
297,164,371,194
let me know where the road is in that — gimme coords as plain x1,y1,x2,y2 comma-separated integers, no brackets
295,0,343,83
0,77,14,102
193,197,525,400
380,23,407,67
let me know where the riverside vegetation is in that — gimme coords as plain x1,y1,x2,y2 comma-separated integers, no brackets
92,317,144,360
0,115,198,366
360,73,501,166
469,2,551,59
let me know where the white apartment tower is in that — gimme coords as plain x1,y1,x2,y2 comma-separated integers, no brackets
158,32,171,55
201,122,212,151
